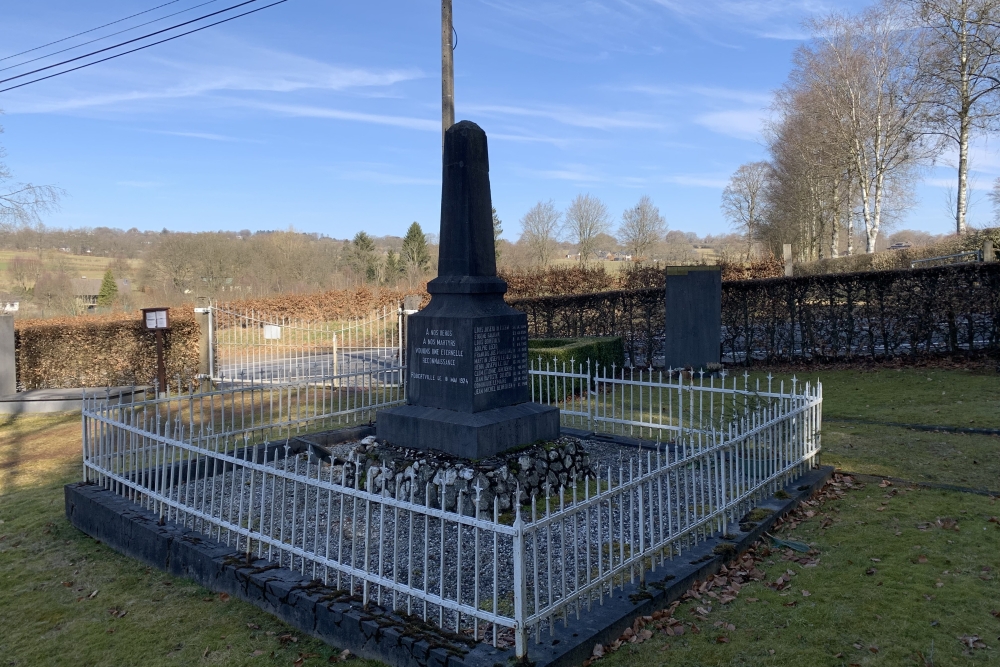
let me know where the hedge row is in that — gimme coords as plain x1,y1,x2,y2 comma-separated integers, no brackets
15,308,200,390
507,262,1000,366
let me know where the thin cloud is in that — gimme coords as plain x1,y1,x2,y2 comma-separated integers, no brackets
695,109,766,141
151,130,260,143
663,174,728,188
924,177,991,191
5,40,423,115
248,102,438,131
465,103,666,130
336,170,438,186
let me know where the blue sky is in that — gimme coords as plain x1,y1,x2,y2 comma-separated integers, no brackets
1,0,993,240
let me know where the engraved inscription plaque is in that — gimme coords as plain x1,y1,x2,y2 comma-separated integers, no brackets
473,323,527,396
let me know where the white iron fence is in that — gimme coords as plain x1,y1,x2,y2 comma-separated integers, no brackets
210,305,403,384
82,360,821,658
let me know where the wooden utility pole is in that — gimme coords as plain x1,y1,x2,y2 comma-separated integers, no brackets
441,0,454,147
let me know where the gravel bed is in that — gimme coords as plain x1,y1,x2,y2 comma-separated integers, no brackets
158,435,772,643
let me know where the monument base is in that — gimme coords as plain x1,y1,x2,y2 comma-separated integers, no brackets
376,402,560,459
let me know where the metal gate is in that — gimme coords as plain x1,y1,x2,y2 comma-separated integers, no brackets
209,304,403,385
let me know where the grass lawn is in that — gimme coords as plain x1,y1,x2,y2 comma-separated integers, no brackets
0,414,379,667
1,366,998,666
756,367,1000,492
597,477,1000,666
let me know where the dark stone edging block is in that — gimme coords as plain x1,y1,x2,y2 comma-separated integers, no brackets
63,482,508,667
65,464,833,667
526,464,833,667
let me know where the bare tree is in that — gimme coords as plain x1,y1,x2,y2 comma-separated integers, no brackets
906,0,1000,234
518,200,561,268
618,195,667,261
720,162,771,259
805,2,938,253
0,123,62,231
563,193,611,264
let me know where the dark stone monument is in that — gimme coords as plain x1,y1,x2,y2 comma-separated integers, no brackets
376,121,559,459
663,266,721,371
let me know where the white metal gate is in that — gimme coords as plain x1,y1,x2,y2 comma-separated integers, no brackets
209,304,403,385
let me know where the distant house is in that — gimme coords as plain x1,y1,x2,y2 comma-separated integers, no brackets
1,301,18,313
71,277,131,308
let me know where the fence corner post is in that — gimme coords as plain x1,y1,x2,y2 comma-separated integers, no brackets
194,297,212,393
512,506,528,659
984,239,995,263
0,314,14,398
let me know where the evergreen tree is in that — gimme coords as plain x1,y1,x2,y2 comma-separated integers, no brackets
97,269,118,307
349,232,379,283
383,249,406,284
492,207,503,264
400,222,430,274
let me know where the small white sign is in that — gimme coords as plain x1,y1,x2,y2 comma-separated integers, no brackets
156,310,168,328
263,324,282,340
145,311,158,328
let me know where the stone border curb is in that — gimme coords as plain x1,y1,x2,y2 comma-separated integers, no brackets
65,459,832,667
64,482,509,667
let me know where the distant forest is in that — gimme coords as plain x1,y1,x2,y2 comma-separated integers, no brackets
0,220,954,320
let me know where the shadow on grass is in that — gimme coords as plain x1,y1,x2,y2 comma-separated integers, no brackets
0,412,82,495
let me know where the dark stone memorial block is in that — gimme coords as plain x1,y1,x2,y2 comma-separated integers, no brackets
663,266,721,371
377,121,559,458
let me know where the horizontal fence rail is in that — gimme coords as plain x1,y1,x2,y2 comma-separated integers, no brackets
82,359,821,658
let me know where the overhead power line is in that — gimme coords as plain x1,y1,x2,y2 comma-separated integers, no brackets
1,0,224,74
0,0,289,94
0,0,263,86
0,0,186,62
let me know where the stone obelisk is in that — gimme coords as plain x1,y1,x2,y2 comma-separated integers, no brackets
377,121,559,458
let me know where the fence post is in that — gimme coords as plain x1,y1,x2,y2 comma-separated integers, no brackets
587,358,594,432
195,298,212,393
985,239,995,263
512,505,528,659
0,314,14,397
783,244,793,277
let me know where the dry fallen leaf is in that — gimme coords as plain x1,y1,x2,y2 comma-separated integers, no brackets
917,555,928,563
218,592,231,602
88,590,99,599
802,590,811,597
247,622,260,630
252,650,265,657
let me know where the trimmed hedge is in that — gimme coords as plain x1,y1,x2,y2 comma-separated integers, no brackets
15,309,200,390
527,337,625,374
509,262,1000,366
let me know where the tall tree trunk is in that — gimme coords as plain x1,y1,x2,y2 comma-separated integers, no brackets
956,110,971,235
831,178,840,258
